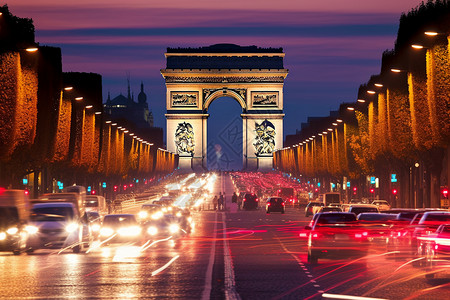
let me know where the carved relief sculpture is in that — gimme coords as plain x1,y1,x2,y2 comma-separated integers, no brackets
175,122,195,156
171,92,198,107
251,92,278,106
253,120,276,156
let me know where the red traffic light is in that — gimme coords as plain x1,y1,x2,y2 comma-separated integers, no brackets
370,188,375,194
353,187,357,192
442,188,448,198
392,189,398,195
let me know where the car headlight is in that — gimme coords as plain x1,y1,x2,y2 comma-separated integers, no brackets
152,211,163,220
147,226,158,236
169,224,180,234
66,223,79,233
118,226,141,237
0,232,6,240
138,211,148,219
176,212,182,217
91,224,100,232
187,216,193,223
25,225,39,234
100,227,114,237
7,227,18,235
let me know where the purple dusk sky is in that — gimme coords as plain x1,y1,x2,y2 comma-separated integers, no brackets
7,0,423,138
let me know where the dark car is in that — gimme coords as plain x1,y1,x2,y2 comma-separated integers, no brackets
303,212,369,263
242,193,259,210
266,197,285,214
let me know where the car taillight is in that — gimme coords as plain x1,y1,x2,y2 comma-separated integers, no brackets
355,232,368,238
256,198,259,202
299,232,308,238
312,233,320,238
267,203,271,206
282,202,285,206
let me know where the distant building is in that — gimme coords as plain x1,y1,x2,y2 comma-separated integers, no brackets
104,80,154,128
104,80,163,148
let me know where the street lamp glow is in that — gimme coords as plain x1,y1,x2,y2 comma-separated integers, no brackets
374,83,383,87
318,133,322,136
111,123,117,126
327,128,333,132
95,111,102,115
322,131,327,134
75,97,83,101
347,107,355,111
357,99,366,103
105,120,111,124
332,122,338,126
124,130,129,133
425,31,438,36
336,119,343,123
391,68,402,73
85,105,93,109
64,87,73,91
411,44,424,49
367,90,376,95
25,47,38,52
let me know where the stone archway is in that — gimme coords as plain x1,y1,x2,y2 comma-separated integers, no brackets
161,44,288,171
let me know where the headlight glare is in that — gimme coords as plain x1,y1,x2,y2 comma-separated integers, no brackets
100,227,114,237
147,226,158,236
7,227,18,235
25,225,39,234
169,224,180,234
66,223,78,233
0,232,6,240
138,211,148,219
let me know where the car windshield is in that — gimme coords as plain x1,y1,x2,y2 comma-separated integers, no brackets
103,215,137,226
358,214,397,221
84,199,98,207
350,207,378,215
421,214,450,223
30,206,74,221
316,213,357,225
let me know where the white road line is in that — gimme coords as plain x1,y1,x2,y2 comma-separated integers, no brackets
224,214,241,300
201,212,218,300
322,294,388,300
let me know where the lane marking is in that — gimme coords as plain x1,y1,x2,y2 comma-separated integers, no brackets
223,206,241,300
201,212,218,300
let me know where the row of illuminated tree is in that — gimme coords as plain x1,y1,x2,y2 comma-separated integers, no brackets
0,6,178,196
275,0,450,208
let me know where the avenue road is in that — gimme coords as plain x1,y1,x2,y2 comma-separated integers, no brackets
0,174,448,299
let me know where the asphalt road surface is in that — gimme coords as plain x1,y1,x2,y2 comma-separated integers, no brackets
0,173,448,299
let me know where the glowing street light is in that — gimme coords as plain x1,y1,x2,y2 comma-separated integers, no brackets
85,105,93,109
347,107,355,111
411,44,424,49
367,90,376,95
425,31,439,36
374,83,383,87
336,119,343,123
75,97,83,101
390,68,403,73
64,86,73,91
357,99,366,103
25,47,38,52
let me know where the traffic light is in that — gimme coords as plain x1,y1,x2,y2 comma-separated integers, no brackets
370,188,375,194
392,189,398,195
442,187,448,199
114,185,118,192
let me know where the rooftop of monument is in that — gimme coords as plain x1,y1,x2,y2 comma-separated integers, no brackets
166,44,283,54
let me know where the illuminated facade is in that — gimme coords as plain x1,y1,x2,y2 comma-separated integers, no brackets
161,44,288,171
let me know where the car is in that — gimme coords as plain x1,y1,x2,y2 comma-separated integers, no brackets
418,224,450,279
348,204,379,216
99,214,141,244
266,197,285,213
305,201,324,217
302,212,369,263
414,212,450,259
86,211,101,239
371,200,391,211
138,203,163,222
357,213,398,243
242,193,259,210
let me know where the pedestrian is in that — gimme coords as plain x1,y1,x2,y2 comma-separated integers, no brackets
213,195,218,210
218,193,224,211
232,192,237,203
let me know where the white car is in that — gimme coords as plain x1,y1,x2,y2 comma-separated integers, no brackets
371,200,391,211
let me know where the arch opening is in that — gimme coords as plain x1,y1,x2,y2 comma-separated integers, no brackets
207,96,243,171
